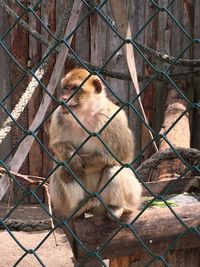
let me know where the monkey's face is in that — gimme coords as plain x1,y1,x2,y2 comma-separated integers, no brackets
60,82,81,111
59,69,104,113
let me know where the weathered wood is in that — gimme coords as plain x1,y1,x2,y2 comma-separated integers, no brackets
0,0,82,203
192,0,200,152
0,2,11,159
109,257,130,267
140,1,157,162
6,0,82,173
103,2,129,104
142,176,200,197
110,0,158,158
40,0,56,200
75,4,90,63
90,6,106,67
137,147,200,179
154,0,170,155
28,1,44,204
75,203,200,261
81,259,103,267
10,1,29,203
0,5,11,202
153,4,196,262
159,86,190,151
141,80,156,161
156,84,191,180
127,0,144,165
128,248,200,267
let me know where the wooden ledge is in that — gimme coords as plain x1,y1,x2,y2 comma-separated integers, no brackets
142,176,200,197
74,203,200,262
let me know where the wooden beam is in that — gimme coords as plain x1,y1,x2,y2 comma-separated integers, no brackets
75,203,200,262
142,176,200,197
156,84,191,180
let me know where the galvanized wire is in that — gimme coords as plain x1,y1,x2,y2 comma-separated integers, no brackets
0,0,200,266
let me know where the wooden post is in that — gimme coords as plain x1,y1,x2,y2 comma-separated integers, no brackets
155,83,191,181
152,83,200,267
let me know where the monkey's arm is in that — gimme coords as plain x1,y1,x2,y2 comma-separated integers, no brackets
81,113,133,173
100,112,134,164
80,152,111,174
52,142,84,183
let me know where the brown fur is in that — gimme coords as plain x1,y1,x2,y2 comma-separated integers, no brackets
49,68,142,220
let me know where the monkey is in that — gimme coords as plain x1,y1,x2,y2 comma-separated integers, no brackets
49,68,142,222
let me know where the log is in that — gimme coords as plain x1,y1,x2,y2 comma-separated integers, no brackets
142,176,200,197
156,84,190,180
137,147,200,179
75,203,200,262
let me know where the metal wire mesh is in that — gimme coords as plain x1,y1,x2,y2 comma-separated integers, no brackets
0,0,200,266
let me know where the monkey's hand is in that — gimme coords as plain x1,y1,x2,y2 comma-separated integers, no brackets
59,147,85,183
52,142,84,183
52,142,74,161
60,154,84,183
80,152,111,174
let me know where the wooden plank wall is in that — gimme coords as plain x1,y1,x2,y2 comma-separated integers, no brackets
0,5,11,162
0,0,199,204
193,1,200,151
10,1,29,202
28,0,43,203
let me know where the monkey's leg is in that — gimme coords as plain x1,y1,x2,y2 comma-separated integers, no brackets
98,165,125,220
106,206,124,220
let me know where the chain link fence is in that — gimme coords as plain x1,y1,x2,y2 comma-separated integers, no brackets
0,0,200,266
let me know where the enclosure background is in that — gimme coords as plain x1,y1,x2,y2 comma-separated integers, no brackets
0,0,199,203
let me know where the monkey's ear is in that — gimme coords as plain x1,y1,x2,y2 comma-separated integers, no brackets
92,78,102,94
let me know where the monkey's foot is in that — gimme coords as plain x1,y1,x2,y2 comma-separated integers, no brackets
106,206,124,220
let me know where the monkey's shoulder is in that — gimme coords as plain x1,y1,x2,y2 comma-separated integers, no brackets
98,101,129,128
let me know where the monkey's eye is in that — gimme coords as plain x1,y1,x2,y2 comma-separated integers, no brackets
71,85,80,91
62,86,69,91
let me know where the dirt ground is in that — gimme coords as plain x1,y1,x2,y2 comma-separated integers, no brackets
0,204,74,267
0,203,110,267
0,229,74,267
